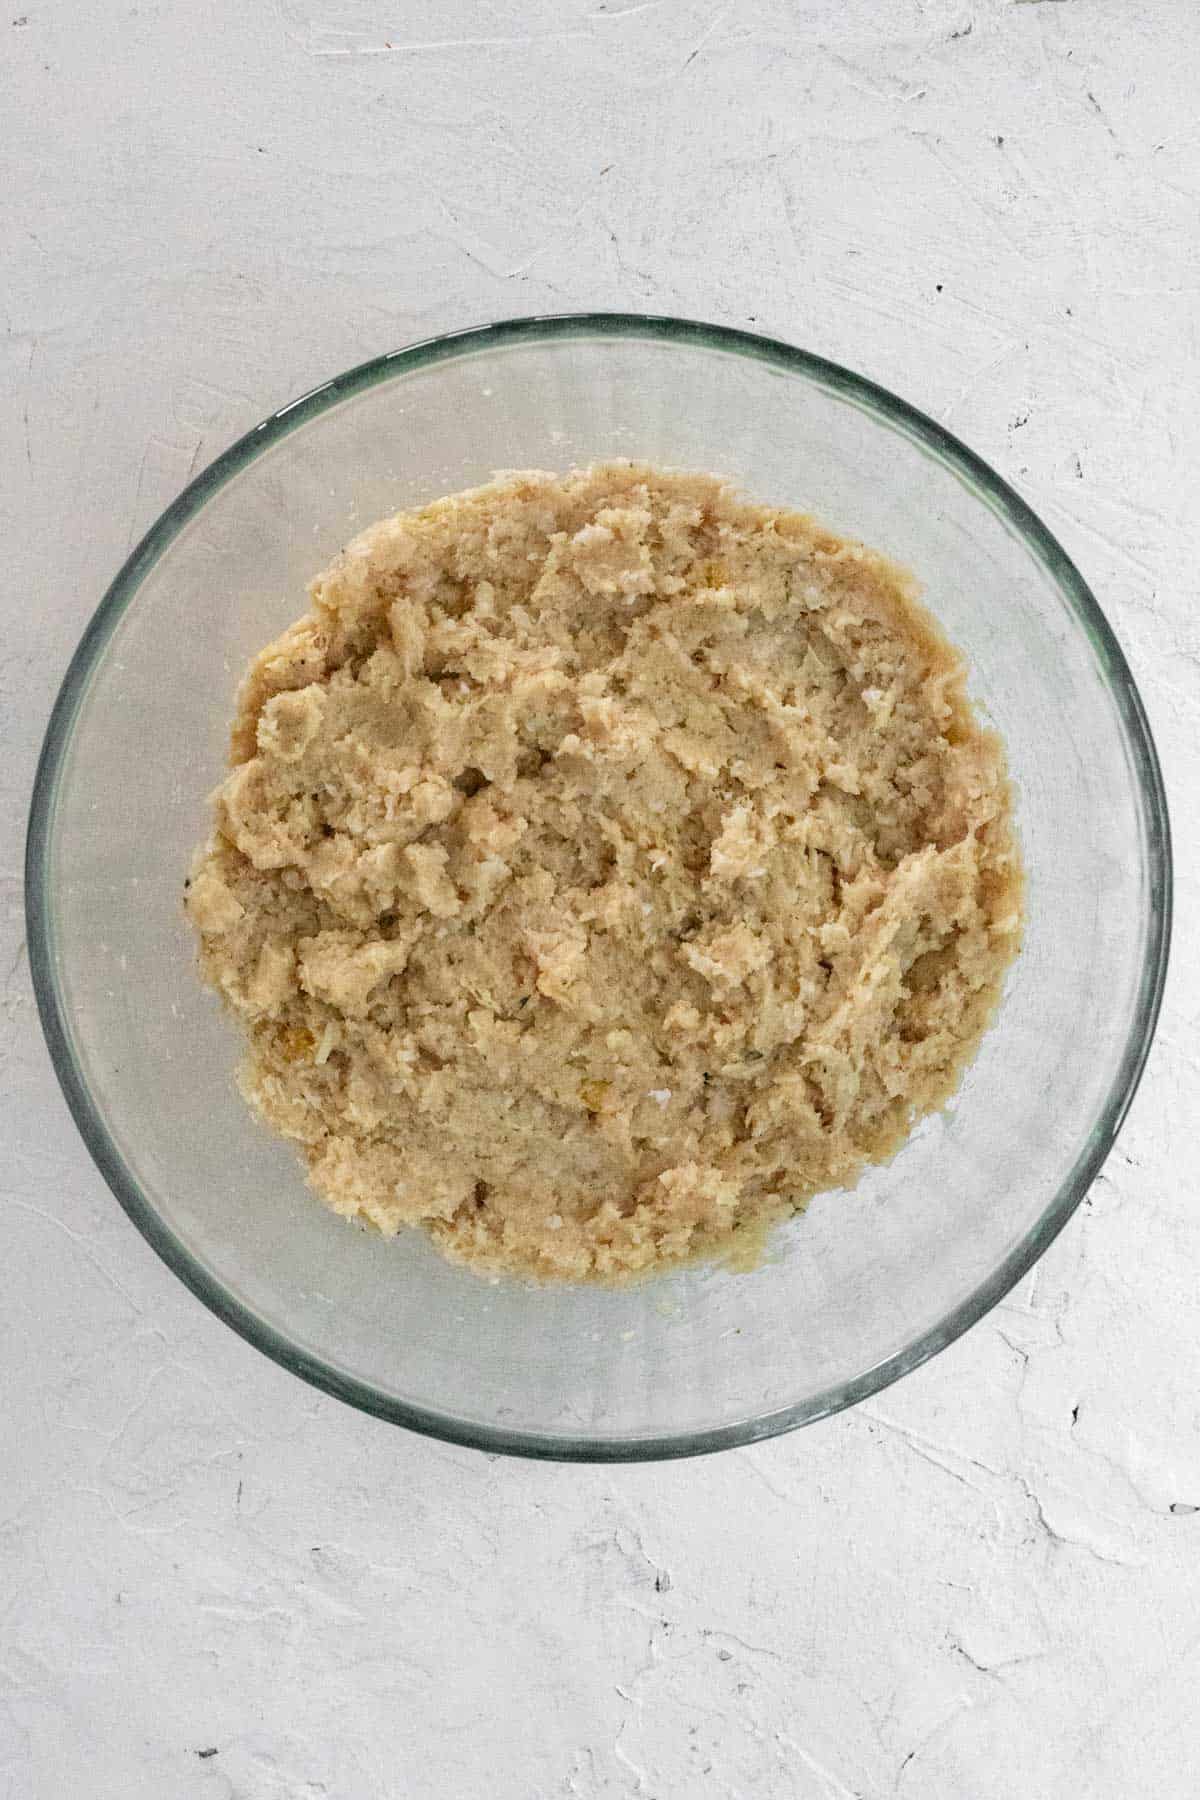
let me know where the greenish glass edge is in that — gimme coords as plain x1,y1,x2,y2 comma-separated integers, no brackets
25,312,1173,1463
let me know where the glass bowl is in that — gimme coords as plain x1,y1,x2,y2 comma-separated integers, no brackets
26,315,1171,1461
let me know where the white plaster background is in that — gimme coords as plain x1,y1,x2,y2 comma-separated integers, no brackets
3,1,1199,1795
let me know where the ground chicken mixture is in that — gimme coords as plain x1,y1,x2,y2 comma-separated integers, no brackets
186,464,1022,1281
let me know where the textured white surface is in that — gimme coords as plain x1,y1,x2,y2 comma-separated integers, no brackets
3,2,1199,1795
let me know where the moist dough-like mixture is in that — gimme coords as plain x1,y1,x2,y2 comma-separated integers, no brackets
187,464,1021,1281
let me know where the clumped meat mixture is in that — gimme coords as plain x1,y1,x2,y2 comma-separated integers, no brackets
187,464,1022,1280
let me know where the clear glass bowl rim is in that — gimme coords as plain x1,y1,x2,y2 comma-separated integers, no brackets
25,311,1173,1462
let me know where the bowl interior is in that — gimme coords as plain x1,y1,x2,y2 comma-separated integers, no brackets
31,320,1168,1456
